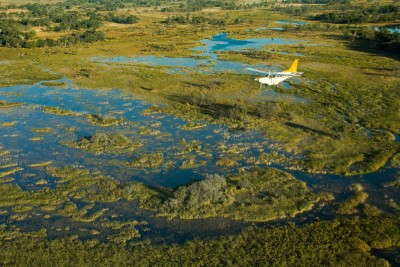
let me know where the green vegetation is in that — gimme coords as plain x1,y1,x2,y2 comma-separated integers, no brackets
0,2,105,48
342,27,400,53
337,183,369,215
42,106,75,116
43,166,312,222
385,178,400,189
0,0,400,264
312,4,400,24
41,81,67,87
0,121,16,127
86,114,124,126
179,121,206,130
0,149,10,157
1,0,397,177
0,19,104,48
131,152,164,168
216,157,238,167
0,214,399,266
105,13,139,24
0,167,23,178
66,133,143,152
0,100,24,108
247,152,287,165
31,127,52,133
390,153,400,168
29,161,53,168
156,168,318,221
0,165,318,222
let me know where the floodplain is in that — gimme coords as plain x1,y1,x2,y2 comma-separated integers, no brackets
0,0,400,265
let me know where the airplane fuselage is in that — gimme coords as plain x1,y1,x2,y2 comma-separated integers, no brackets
256,73,293,86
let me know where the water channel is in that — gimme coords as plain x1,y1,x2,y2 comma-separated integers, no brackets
0,32,399,243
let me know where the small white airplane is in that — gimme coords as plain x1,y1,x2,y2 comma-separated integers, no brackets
246,59,303,86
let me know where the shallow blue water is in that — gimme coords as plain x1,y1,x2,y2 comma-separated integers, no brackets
390,27,400,33
276,20,308,26
255,27,284,31
1,81,398,192
1,81,399,245
0,82,274,189
373,26,400,34
92,33,305,74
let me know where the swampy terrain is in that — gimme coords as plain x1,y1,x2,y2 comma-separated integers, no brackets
0,0,400,265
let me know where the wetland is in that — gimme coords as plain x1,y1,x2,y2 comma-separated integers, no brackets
0,0,400,265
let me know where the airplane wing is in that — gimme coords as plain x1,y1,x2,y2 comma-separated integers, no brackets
245,68,270,75
291,72,303,76
281,72,303,77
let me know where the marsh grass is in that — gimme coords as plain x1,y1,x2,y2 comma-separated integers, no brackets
1,121,16,127
391,153,400,168
0,163,18,169
41,81,67,88
29,161,53,168
0,101,24,108
0,164,318,222
0,2,399,264
3,28,392,175
131,153,164,168
86,114,124,127
0,168,23,179
31,127,52,133
385,178,400,189
0,214,399,265
179,122,207,130
155,168,319,221
337,183,369,215
42,106,76,116
216,157,238,167
66,133,143,153
29,137,44,142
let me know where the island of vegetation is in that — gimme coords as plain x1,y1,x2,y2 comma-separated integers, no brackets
65,133,143,152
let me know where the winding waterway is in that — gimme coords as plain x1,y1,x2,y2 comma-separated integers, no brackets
0,33,399,243
0,80,398,242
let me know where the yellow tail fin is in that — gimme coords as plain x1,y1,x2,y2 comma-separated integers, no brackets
285,59,299,73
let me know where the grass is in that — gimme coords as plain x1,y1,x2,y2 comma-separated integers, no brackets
0,101,24,108
391,153,400,168
131,153,164,168
0,0,62,4
28,161,53,168
41,81,67,88
64,133,143,153
0,2,399,264
0,167,23,178
337,183,369,215
42,106,75,116
154,167,319,221
0,214,399,266
0,164,318,222
31,127,52,133
1,121,16,127
86,114,124,127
